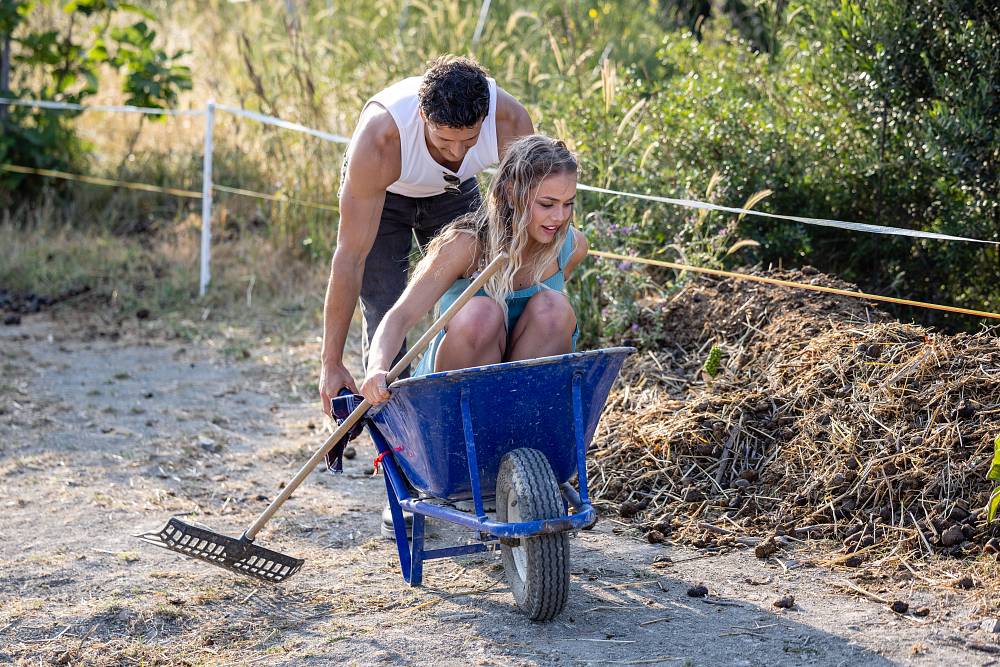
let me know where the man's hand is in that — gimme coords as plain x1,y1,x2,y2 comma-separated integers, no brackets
360,369,391,405
319,361,359,417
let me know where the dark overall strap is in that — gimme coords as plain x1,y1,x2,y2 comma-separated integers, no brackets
325,390,366,473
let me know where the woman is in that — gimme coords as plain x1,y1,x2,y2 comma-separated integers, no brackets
360,134,587,404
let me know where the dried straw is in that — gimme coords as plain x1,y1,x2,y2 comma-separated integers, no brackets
591,267,1000,565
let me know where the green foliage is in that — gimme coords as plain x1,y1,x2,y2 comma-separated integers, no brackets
794,0,1000,325
0,0,191,195
667,175,765,271
987,434,1000,522
702,344,723,378
107,21,191,109
3,0,998,340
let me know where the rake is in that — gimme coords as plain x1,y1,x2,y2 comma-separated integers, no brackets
136,254,506,582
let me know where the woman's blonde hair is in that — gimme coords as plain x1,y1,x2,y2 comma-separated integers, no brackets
416,134,578,320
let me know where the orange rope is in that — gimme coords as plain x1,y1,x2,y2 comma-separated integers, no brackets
1,164,339,212
589,249,1000,321
1,163,202,199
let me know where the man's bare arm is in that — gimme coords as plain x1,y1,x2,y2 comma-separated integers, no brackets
494,87,534,157
319,107,400,415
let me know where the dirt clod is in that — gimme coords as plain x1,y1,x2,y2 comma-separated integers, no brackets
618,500,646,519
755,538,779,559
941,525,966,547
773,594,795,609
686,584,708,598
844,555,864,568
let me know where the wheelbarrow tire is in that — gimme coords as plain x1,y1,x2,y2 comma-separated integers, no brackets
496,448,569,622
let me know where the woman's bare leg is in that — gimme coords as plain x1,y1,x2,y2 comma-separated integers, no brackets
507,290,576,361
434,296,507,371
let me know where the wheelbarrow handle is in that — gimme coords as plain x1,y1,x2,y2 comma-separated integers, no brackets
243,252,509,542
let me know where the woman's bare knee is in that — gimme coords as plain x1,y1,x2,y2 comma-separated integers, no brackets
446,297,505,349
521,290,576,336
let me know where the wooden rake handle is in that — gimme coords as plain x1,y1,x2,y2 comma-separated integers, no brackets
244,252,507,541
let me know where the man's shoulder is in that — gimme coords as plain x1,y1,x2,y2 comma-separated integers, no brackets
351,104,400,172
365,76,422,118
493,87,533,147
343,105,401,192
355,104,401,153
494,87,529,125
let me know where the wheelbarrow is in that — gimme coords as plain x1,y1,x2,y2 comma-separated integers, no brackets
135,251,630,621
343,346,633,621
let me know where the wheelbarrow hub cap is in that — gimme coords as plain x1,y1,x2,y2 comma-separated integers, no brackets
507,494,529,581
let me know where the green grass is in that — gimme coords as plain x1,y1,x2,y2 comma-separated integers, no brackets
0,214,199,316
0,207,328,342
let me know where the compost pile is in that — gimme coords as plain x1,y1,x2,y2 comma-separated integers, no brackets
590,267,1000,564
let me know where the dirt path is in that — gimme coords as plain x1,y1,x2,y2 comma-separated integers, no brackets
1,314,996,666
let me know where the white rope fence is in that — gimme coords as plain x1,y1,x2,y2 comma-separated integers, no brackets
574,184,993,245
2,96,996,298
0,97,205,116
1,97,351,295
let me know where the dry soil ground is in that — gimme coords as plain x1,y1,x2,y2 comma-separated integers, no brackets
2,311,999,666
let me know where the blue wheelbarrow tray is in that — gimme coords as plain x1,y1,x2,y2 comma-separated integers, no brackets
364,347,633,586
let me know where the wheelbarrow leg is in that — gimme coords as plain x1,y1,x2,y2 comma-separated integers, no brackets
383,472,413,581
379,441,426,587
409,514,425,587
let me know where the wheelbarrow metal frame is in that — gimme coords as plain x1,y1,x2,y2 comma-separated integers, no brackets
370,371,597,587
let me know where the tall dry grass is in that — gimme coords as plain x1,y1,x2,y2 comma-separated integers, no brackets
6,3,656,286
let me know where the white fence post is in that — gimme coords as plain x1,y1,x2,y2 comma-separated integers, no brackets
472,0,491,47
199,100,215,297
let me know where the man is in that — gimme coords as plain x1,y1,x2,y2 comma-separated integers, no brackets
318,56,532,533
320,56,533,402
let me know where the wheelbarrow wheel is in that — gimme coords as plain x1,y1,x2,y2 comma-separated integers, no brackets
496,448,569,622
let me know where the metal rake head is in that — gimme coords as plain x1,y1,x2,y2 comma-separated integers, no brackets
136,517,303,583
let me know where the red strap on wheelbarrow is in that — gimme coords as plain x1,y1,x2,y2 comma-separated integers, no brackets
372,447,403,475
372,450,389,475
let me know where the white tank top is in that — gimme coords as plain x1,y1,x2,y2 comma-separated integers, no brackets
361,76,499,198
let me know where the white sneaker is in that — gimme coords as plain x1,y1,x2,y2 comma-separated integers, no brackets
381,503,413,540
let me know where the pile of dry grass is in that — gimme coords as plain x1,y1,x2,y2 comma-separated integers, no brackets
591,268,1000,567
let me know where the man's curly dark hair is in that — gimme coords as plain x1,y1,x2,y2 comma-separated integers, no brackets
418,55,490,129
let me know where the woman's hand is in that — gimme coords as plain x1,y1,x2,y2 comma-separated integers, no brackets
360,369,392,404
